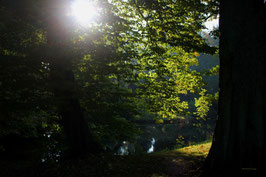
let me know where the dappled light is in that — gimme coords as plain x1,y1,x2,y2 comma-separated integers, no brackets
1,0,265,177
173,141,211,157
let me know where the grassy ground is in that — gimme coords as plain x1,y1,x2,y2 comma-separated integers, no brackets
0,141,212,177
165,141,212,157
151,141,212,177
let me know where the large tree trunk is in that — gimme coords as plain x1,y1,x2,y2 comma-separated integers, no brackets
203,0,266,176
46,0,102,155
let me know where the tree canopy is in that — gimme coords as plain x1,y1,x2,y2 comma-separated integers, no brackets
0,0,219,156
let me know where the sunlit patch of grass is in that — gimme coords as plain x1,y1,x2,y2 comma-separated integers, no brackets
149,140,212,177
176,141,212,157
154,140,212,158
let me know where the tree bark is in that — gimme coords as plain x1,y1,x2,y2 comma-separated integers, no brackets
46,0,102,155
203,0,266,176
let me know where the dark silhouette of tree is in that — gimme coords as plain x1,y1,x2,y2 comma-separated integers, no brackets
203,0,266,176
45,0,102,155
0,0,103,155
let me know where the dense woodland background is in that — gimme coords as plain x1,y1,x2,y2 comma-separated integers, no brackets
0,0,265,177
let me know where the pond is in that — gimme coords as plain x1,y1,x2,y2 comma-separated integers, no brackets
116,122,210,155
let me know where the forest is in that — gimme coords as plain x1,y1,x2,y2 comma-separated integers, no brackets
0,0,265,177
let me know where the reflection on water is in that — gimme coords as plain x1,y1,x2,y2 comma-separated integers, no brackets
147,138,155,153
41,123,210,158
118,137,156,155
117,124,179,155
118,141,130,155
116,122,210,155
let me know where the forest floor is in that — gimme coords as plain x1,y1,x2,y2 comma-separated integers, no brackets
0,141,211,177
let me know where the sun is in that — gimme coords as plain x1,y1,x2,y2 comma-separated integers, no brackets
71,0,98,26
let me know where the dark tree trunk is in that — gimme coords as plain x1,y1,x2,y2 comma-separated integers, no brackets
46,0,102,155
203,0,266,176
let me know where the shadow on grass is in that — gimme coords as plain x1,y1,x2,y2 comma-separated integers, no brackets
0,154,207,177
0,142,212,177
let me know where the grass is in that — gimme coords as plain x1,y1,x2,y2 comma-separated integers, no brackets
149,140,212,177
0,140,212,177
152,140,212,158
171,141,212,157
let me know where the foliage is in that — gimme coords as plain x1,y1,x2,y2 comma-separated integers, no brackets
135,47,202,118
106,0,218,120
0,0,219,156
72,24,142,150
0,2,56,139
194,89,214,119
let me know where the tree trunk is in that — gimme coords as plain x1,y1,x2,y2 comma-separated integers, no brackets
46,0,102,155
203,0,266,176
